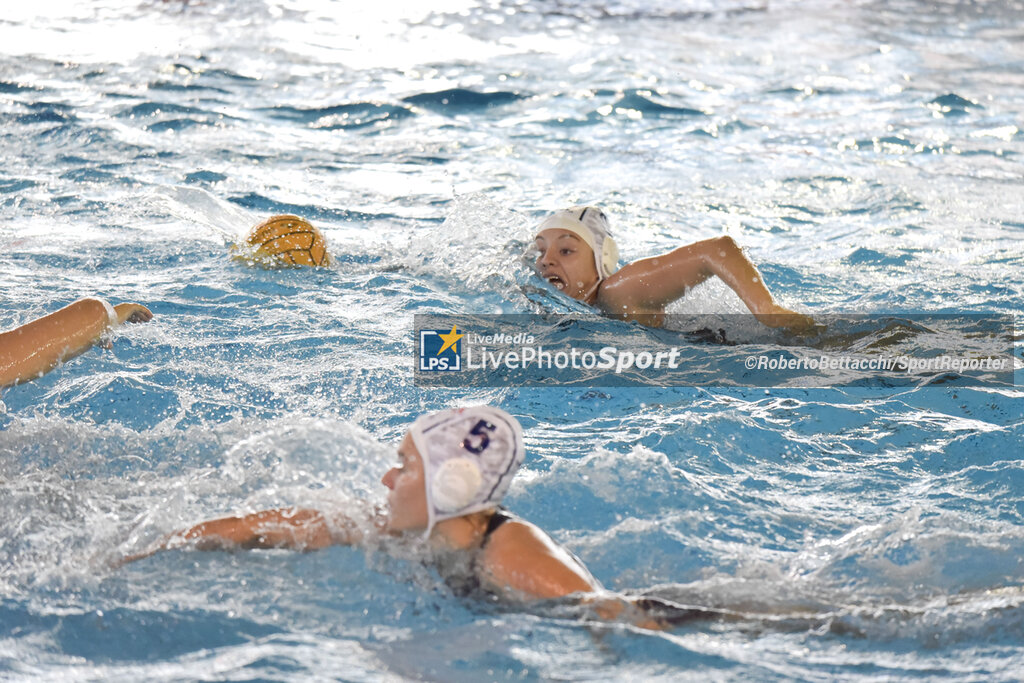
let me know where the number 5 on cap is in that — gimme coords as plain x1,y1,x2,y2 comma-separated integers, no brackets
462,420,496,454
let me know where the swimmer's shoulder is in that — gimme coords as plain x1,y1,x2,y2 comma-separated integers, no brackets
478,515,599,599
591,268,641,314
481,514,545,551
590,282,667,327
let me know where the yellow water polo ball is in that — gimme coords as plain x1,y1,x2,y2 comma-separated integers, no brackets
239,215,331,268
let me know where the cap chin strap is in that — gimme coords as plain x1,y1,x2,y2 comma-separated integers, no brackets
581,278,601,305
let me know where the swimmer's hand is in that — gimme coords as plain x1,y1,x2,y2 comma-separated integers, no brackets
755,304,820,334
588,595,670,630
113,303,153,326
97,303,152,350
113,544,164,568
581,593,724,631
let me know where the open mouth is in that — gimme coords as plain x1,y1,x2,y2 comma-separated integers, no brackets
545,275,566,290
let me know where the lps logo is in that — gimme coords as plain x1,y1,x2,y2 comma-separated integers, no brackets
419,325,463,371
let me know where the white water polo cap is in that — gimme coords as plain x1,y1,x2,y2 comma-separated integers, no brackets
408,406,525,533
536,206,620,280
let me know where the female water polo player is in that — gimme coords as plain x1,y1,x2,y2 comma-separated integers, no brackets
0,298,152,388
122,406,710,629
534,206,815,330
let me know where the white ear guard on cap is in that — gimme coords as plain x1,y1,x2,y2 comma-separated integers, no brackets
431,457,483,512
536,206,620,280
409,405,525,535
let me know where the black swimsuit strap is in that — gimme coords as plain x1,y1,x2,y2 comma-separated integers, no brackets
482,509,513,544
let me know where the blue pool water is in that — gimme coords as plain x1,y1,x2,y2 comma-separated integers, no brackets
2,0,1023,680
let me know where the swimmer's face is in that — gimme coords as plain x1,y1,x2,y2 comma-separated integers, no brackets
534,229,600,301
381,433,430,532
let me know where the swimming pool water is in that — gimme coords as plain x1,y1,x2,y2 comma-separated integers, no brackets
1,1,1023,680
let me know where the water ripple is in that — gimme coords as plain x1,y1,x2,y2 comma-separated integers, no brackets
260,102,414,130
402,88,525,112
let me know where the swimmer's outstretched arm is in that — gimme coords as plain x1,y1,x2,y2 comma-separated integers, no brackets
596,236,814,330
175,507,355,550
0,297,153,388
120,507,363,564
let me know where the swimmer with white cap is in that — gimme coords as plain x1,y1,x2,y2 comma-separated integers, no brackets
534,206,815,331
121,406,707,629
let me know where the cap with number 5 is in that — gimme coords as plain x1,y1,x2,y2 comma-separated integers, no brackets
408,405,525,533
